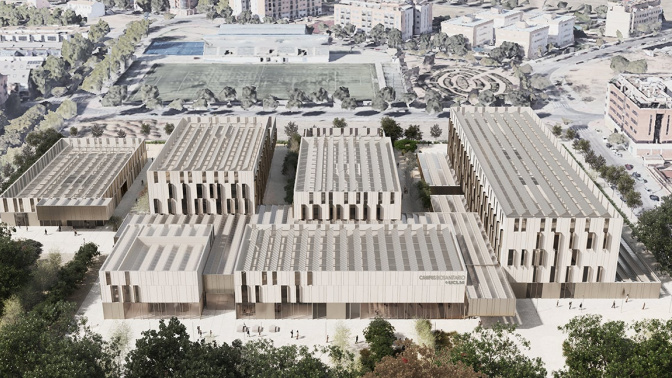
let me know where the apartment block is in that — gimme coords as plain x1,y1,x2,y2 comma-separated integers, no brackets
0,138,146,227
605,0,662,38
441,15,495,47
448,107,625,298
334,0,431,41
605,74,672,158
148,116,276,216
527,13,575,48
495,21,549,58
0,25,89,57
233,0,322,20
293,127,401,221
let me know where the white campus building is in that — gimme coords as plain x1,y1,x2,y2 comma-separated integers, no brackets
67,0,106,19
495,21,549,59
293,127,402,221
334,0,432,41
441,15,494,47
527,13,575,48
203,24,329,63
474,6,523,28
0,25,90,57
605,0,663,38
148,116,276,216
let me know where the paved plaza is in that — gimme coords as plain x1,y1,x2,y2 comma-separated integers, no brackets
128,63,379,102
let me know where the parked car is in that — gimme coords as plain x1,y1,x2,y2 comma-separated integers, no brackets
606,143,612,148
625,164,634,170
650,195,660,201
632,172,641,178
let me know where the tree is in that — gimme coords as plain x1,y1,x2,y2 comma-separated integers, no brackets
387,28,402,48
506,90,533,106
219,86,236,103
89,19,110,43
572,139,590,154
426,98,443,115
168,99,184,111
333,86,350,102
564,128,577,140
362,318,397,373
91,124,104,137
364,341,485,378
61,33,94,67
311,87,329,103
4,93,22,117
430,124,443,139
379,86,396,103
140,123,151,136
262,95,279,111
401,92,417,108
0,227,41,312
164,123,175,135
624,190,642,209
556,315,672,378
489,41,524,63
404,125,423,141
332,117,347,128
610,55,630,73
450,323,547,378
552,125,562,136
196,88,218,103
368,23,387,45
285,121,299,137
139,84,161,108
241,86,258,103
117,129,126,138
102,85,127,107
381,117,403,142
478,89,496,106
415,319,435,349
69,126,78,137
371,95,388,112
341,96,357,110
636,196,672,273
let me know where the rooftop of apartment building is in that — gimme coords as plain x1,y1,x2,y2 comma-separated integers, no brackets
216,24,308,35
498,21,549,33
452,107,611,219
0,138,142,200
295,128,400,193
102,224,213,273
336,0,420,11
474,6,523,18
610,0,661,11
526,12,575,24
442,14,494,27
612,74,672,109
115,214,250,275
151,116,273,173
0,25,89,34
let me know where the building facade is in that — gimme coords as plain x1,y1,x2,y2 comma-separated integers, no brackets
448,107,624,298
67,0,106,19
0,73,7,106
334,0,431,41
605,0,662,38
169,0,197,15
605,74,672,158
0,138,146,227
148,116,276,216
233,0,322,20
495,21,549,59
203,24,329,63
527,13,575,48
0,26,89,58
294,127,401,221
441,15,494,47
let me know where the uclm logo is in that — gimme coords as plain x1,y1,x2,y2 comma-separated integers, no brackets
419,275,466,285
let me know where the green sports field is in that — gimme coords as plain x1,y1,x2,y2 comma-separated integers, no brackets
130,63,379,102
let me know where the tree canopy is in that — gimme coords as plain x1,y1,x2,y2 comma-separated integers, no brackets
636,196,672,273
380,117,403,142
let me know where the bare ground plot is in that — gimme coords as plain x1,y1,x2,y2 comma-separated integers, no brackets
128,63,379,102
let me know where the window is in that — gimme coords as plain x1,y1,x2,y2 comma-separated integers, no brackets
551,218,557,232
272,272,278,285
514,219,519,232
111,286,120,302
507,249,515,266
133,286,140,302
520,249,527,266
105,272,111,285
241,272,246,286
521,219,527,232
295,272,300,286
540,219,545,231
307,272,313,286
390,192,395,204
585,219,591,232
582,267,590,282
571,250,579,266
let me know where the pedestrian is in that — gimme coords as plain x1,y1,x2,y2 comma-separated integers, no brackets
296,330,299,340
291,330,294,338
626,294,629,303
556,300,559,307
642,302,646,310
209,330,212,337
355,335,358,344
74,230,77,236
141,180,144,185
258,328,261,337
246,329,250,338
612,300,616,308
326,335,329,343
197,326,201,337
579,303,583,310
44,229,47,235
58,225,61,232
569,301,572,309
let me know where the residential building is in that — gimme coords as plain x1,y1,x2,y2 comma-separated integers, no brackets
66,0,106,19
169,0,197,15
233,0,322,20
203,24,329,63
0,73,8,106
441,15,494,47
148,116,276,216
293,127,401,221
605,74,672,159
0,25,89,57
495,21,549,59
527,13,575,48
605,0,662,38
0,138,146,227
474,6,523,28
0,56,45,94
448,107,625,298
334,0,432,41
27,0,50,8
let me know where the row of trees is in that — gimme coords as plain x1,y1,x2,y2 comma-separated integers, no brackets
83,20,150,93
0,2,81,27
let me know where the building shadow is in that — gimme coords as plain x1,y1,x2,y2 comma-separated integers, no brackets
354,110,379,116
481,299,543,330
302,111,325,117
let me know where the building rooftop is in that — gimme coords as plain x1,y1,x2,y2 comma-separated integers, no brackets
613,74,672,108
430,195,467,213
295,128,400,193
116,214,249,275
235,222,466,272
527,13,575,24
451,107,611,218
443,15,494,27
417,151,457,187
203,34,328,49
151,116,273,172
0,25,89,34
1,138,142,199
499,21,549,32
475,6,523,19
217,24,308,35
102,224,212,273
